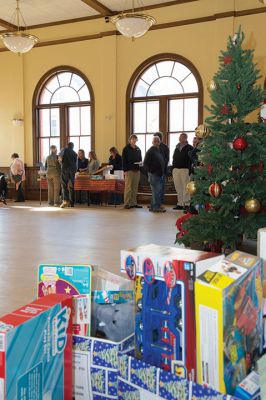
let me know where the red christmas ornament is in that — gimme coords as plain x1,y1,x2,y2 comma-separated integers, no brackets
224,56,233,65
209,183,223,198
205,203,214,211
237,83,241,91
221,104,230,115
208,164,213,175
233,137,248,151
258,160,264,172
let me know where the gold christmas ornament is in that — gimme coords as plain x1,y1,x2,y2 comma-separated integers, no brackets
244,198,261,213
231,104,238,114
186,181,197,195
207,80,217,91
195,124,211,139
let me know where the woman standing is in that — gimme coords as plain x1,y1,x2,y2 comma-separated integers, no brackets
88,151,100,174
45,145,61,206
10,153,25,202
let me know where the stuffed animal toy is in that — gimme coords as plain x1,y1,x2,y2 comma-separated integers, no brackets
91,301,134,342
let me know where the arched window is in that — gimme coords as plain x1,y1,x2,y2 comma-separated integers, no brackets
33,66,94,164
127,54,203,162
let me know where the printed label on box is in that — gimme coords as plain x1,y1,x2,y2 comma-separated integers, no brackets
73,351,90,400
17,363,43,400
199,305,219,389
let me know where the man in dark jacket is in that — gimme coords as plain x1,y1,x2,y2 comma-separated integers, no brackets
59,142,78,208
122,134,142,209
154,132,169,205
144,136,166,213
172,133,193,210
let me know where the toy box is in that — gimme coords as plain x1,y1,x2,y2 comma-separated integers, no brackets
38,264,92,336
234,371,260,400
195,251,263,395
0,294,72,400
121,244,222,379
72,334,134,399
118,354,236,400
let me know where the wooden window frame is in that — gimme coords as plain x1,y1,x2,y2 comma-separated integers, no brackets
32,65,95,165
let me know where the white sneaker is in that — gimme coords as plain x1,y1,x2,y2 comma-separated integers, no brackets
60,201,69,208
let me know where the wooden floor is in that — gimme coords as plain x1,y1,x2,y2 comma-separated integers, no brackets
0,201,178,315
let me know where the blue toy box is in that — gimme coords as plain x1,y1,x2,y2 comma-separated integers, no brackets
0,294,72,400
38,264,92,336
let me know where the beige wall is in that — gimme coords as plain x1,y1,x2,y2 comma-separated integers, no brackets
0,0,265,166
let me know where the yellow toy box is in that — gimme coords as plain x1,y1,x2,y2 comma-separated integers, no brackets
195,251,263,396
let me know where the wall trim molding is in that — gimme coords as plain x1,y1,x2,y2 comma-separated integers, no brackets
0,5,265,52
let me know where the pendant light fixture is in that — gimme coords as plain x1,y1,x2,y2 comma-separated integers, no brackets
0,0,39,54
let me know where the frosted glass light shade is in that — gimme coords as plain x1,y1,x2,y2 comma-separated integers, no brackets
112,14,156,38
1,32,39,54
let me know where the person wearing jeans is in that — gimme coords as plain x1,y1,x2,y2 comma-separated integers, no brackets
154,132,169,206
122,134,142,209
172,133,193,210
144,136,166,213
59,142,77,208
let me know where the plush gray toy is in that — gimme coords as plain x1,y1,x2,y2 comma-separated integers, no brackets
91,301,134,342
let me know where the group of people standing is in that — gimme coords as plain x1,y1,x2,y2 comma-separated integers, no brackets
122,131,200,213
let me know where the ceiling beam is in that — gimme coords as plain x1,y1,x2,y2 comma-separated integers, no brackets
0,19,17,31
81,0,112,16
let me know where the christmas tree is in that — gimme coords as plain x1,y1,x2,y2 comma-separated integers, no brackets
177,27,266,251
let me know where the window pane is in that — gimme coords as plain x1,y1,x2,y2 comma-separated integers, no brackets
69,107,80,136
146,134,154,151
39,88,52,104
40,138,50,163
58,72,72,86
50,137,60,153
50,108,60,137
184,98,198,131
68,136,80,151
51,87,79,103
79,85,90,101
81,106,91,135
141,65,158,85
172,62,191,82
133,102,146,133
148,77,183,96
80,136,91,153
182,74,198,93
136,135,145,157
169,133,180,165
156,61,174,77
71,74,85,91
46,76,59,93
39,109,50,137
147,101,159,133
169,99,184,132
134,80,149,97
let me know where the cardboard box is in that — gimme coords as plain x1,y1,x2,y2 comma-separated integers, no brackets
195,251,263,395
257,228,266,276
234,371,260,400
118,354,235,400
121,244,223,281
38,264,92,336
72,334,134,399
0,294,72,400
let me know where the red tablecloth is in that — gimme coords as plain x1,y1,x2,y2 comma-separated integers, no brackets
40,177,124,193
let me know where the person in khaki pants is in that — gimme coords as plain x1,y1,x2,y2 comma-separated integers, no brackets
45,145,61,206
122,134,142,209
172,133,193,211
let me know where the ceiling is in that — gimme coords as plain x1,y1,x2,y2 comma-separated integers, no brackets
0,0,182,30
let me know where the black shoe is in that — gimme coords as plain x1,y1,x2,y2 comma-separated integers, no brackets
124,205,131,209
70,203,74,208
173,205,184,210
134,205,143,209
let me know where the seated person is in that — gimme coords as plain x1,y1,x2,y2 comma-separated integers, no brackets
88,151,101,174
108,147,122,174
77,149,89,172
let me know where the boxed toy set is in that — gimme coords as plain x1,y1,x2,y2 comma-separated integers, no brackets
121,244,223,380
195,251,263,395
38,264,92,336
0,294,72,400
73,334,135,399
118,354,236,400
